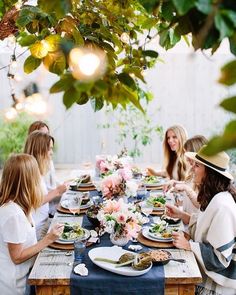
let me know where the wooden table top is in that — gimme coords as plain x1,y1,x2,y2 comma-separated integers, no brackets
28,247,202,286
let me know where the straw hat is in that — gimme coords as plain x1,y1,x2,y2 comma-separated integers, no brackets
185,145,233,180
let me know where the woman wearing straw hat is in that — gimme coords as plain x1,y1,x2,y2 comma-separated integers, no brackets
166,146,236,295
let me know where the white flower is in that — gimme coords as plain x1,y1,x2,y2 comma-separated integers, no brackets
125,180,139,197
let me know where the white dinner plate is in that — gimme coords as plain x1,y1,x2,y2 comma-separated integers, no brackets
88,246,152,276
61,199,92,210
56,228,90,244
142,227,173,243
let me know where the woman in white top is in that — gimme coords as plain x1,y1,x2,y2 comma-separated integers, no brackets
28,121,60,217
166,146,236,295
147,125,188,181
0,154,63,295
24,131,67,239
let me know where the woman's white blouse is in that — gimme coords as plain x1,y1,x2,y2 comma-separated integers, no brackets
0,202,37,295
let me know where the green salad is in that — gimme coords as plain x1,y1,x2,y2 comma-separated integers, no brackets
144,175,159,184
147,196,166,207
60,222,84,240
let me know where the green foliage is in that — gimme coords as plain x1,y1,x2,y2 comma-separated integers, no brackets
0,112,33,166
205,59,236,155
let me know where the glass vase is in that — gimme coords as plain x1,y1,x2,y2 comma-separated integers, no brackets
110,231,129,246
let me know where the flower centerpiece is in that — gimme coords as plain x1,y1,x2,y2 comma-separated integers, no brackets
97,198,144,246
100,167,139,199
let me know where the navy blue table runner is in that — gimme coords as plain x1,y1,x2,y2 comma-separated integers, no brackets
70,213,165,295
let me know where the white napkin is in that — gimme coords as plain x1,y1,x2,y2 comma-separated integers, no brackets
74,264,88,276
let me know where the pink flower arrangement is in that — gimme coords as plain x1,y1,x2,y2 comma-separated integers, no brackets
97,199,142,239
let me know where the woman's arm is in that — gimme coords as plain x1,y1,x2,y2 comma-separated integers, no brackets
8,224,63,264
42,183,67,204
146,168,167,177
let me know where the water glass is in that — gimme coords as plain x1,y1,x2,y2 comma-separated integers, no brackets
74,239,87,263
136,184,147,201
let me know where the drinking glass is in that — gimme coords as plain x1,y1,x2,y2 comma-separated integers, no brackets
67,195,82,221
136,184,147,201
74,239,87,263
140,201,153,217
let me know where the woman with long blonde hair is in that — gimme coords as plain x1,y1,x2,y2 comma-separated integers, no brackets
147,125,188,181
0,154,63,295
24,131,67,239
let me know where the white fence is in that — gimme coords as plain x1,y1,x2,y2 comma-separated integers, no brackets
0,39,234,166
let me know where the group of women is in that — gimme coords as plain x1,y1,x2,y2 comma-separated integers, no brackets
148,125,236,295
0,122,235,295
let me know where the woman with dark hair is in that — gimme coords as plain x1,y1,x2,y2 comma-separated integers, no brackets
166,146,236,294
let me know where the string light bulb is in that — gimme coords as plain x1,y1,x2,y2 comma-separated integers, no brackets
4,107,17,121
69,46,107,81
25,93,47,115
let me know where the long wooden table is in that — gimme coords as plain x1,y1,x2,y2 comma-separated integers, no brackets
28,247,202,295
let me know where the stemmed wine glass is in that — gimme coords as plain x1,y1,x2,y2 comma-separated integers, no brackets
67,195,82,222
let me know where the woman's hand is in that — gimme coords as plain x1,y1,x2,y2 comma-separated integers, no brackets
172,231,191,250
56,183,67,195
46,223,64,244
163,180,177,192
165,204,182,219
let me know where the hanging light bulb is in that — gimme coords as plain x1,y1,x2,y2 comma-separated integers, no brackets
4,107,17,121
120,32,130,44
15,0,22,10
25,93,48,115
14,74,22,82
15,102,24,111
69,46,107,81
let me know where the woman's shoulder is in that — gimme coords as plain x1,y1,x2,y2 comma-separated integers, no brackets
0,202,24,219
211,191,235,209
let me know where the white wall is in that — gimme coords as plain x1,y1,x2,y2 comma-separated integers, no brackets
0,38,234,166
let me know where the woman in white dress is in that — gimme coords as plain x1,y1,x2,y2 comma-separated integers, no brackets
0,154,63,295
28,121,60,217
24,131,67,239
166,146,236,294
147,125,188,181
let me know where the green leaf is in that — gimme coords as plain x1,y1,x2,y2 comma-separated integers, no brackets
43,51,66,75
118,73,137,91
30,41,49,58
77,93,89,105
169,28,181,46
214,11,234,40
204,122,236,154
161,2,176,22
38,0,72,19
220,96,236,114
45,35,61,52
91,97,104,112
218,60,236,86
63,87,79,109
23,55,41,74
172,0,196,15
142,50,159,58
50,74,75,93
195,0,212,15
72,29,84,46
120,86,144,113
18,34,37,47
138,0,159,13
229,33,236,56
16,8,36,27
